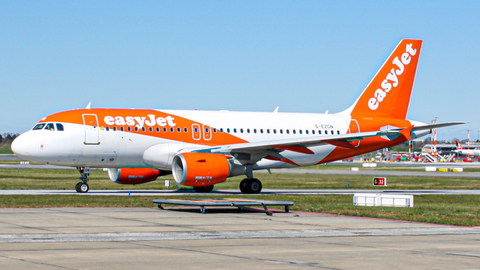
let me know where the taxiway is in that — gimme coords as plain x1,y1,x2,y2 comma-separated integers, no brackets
0,207,479,269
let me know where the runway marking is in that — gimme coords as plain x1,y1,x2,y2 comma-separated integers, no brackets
1,227,479,244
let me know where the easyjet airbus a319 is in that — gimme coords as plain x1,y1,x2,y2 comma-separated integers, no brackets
12,39,464,193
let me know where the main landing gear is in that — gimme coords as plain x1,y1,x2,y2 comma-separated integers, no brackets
238,166,263,194
239,178,262,194
75,167,90,193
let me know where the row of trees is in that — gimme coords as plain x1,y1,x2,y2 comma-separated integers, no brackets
1,133,19,152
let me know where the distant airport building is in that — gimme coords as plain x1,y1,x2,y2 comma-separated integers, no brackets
422,144,457,156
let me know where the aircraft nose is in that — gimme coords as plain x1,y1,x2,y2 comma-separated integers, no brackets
11,135,29,159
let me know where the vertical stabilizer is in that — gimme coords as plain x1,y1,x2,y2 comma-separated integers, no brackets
341,39,423,119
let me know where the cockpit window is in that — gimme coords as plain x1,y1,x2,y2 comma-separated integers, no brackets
33,123,45,130
45,123,55,131
56,123,64,131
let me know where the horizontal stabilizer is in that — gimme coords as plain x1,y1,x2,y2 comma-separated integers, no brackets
412,122,467,131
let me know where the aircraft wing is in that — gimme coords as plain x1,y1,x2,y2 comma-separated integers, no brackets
192,121,466,158
193,130,392,157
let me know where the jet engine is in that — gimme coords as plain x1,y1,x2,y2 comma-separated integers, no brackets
172,153,245,187
108,168,162,185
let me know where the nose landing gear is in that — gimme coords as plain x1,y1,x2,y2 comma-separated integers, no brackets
76,167,90,193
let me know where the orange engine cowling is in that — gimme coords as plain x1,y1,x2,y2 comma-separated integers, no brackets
172,153,231,187
108,168,161,185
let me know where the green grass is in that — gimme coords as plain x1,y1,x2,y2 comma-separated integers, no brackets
2,168,480,190
0,194,479,226
2,167,480,226
0,148,13,154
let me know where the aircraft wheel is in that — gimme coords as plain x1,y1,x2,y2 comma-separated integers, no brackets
248,178,262,194
75,182,82,193
77,182,89,193
193,185,214,193
239,179,250,193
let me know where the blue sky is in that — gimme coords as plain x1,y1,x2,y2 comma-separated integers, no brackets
1,1,479,140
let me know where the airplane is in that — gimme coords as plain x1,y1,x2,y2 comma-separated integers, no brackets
11,39,465,193
454,141,480,156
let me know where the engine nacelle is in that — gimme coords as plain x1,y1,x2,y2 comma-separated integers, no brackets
172,153,243,187
108,168,161,185
143,143,186,169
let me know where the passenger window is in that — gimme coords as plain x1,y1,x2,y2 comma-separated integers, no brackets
45,123,55,131
142,127,146,132
312,130,315,135
121,127,124,132
56,123,64,131
247,129,250,133
106,127,109,131
234,128,237,133
319,130,322,135
267,129,270,134
135,127,138,132
184,127,188,133
299,130,302,134
220,128,224,133
254,129,257,133
156,127,160,132
273,129,276,134
177,127,181,133
240,128,243,133
170,127,174,132
337,130,340,135
163,127,167,132
128,127,131,131
280,129,283,134
33,123,45,130
213,128,216,133
286,129,289,134
305,130,308,134
113,127,117,131
331,130,334,135
227,128,230,133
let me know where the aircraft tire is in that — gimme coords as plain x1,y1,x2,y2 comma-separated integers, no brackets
248,178,262,194
75,182,82,193
78,182,89,193
193,185,214,193
239,179,250,193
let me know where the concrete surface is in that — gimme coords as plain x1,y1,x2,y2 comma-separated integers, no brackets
0,207,479,269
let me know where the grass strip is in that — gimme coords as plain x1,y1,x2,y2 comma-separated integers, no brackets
1,194,480,226
2,169,480,190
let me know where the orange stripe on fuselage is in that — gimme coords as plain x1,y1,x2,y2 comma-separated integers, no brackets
39,109,248,146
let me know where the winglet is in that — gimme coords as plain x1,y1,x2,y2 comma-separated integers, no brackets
86,102,92,109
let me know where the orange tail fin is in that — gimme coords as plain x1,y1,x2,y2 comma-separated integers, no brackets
342,39,423,119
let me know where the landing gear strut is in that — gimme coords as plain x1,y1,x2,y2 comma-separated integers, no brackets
76,167,90,193
239,165,263,194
